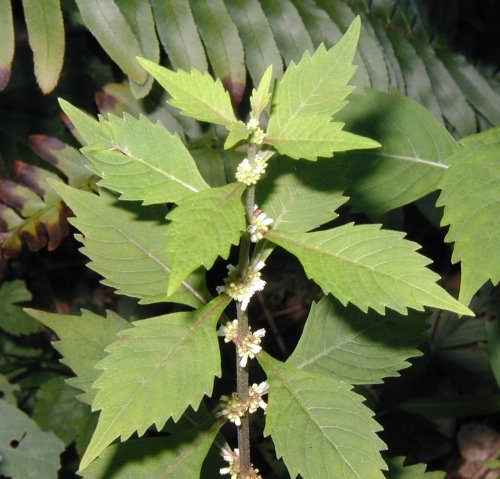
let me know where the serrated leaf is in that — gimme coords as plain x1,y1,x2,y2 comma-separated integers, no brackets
22,0,65,93
266,115,380,160
151,0,207,72
259,353,386,479
0,0,14,91
256,157,348,232
437,141,500,306
385,457,445,479
288,295,427,384
166,183,245,296
58,99,111,146
0,279,38,335
26,308,129,404
226,0,284,86
0,399,65,479
52,183,210,307
191,148,228,187
224,121,250,149
190,0,246,106
335,89,457,217
83,114,209,204
33,377,93,447
266,225,473,316
138,58,238,127
268,18,359,128
79,295,229,471
82,421,221,479
75,0,147,85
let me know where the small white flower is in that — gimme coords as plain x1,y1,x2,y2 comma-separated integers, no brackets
220,447,240,478
246,117,260,130
235,154,268,185
216,393,247,426
248,205,273,242
248,382,269,413
217,319,239,343
237,328,266,368
217,262,266,311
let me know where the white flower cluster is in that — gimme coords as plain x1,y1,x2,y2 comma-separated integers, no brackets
235,154,268,185
248,206,273,242
216,382,269,426
216,262,266,311
217,320,266,367
220,447,263,479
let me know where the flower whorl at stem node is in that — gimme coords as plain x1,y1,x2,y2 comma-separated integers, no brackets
217,320,266,367
216,262,266,311
236,154,268,185
220,447,263,479
248,206,273,242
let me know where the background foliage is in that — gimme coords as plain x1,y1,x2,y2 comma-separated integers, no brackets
0,0,499,478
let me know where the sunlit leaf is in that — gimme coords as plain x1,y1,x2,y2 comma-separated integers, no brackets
266,226,473,315
385,456,445,478
0,0,14,91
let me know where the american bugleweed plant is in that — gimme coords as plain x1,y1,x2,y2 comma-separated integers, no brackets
26,17,480,479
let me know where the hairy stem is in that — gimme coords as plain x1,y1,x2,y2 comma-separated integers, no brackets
236,145,257,475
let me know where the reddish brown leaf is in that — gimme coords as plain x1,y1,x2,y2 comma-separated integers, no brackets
0,67,10,91
29,135,66,166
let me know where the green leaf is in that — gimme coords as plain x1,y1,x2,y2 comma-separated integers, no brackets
116,0,159,98
224,121,251,149
0,0,14,91
191,148,228,187
266,116,380,160
138,58,238,127
226,0,284,86
58,99,111,146
486,317,500,388
256,157,348,233
336,89,458,217
259,0,314,65
288,295,427,384
79,296,229,471
166,183,246,296
81,421,222,479
437,141,500,306
75,0,147,85
83,113,209,204
190,0,246,105
151,0,207,72
385,457,445,479
0,279,38,335
52,183,210,307
33,377,93,447
22,0,65,93
259,353,386,479
0,399,65,479
250,65,274,119
266,226,473,316
268,18,359,126
26,308,129,404
0,374,20,405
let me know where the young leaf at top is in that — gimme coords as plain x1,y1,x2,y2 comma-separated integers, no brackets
266,225,473,316
259,353,387,479
138,58,238,127
287,295,427,384
82,113,209,205
166,182,246,296
79,295,230,471
437,139,500,306
0,400,65,479
265,16,380,160
26,308,129,405
250,64,274,120
52,183,210,308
